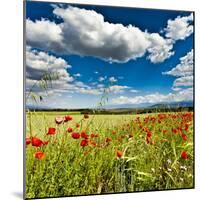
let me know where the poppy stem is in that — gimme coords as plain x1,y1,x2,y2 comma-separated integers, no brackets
29,111,32,138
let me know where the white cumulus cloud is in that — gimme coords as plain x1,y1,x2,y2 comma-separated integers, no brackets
112,87,193,105
26,19,63,51
26,47,136,100
162,49,193,77
165,13,193,41
111,49,194,106
74,73,81,77
146,33,174,63
163,49,193,90
98,76,106,82
109,77,117,82
107,85,130,94
26,46,73,90
26,6,184,64
173,76,193,87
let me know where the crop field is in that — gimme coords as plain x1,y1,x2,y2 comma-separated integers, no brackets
25,111,194,199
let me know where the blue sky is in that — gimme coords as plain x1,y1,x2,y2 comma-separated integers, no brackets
25,1,194,109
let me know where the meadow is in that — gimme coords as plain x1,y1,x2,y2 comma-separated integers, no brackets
25,111,194,199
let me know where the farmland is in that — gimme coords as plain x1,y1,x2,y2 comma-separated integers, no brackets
25,111,194,199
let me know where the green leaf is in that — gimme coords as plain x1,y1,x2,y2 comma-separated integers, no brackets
137,171,152,178
164,171,176,185
123,156,138,162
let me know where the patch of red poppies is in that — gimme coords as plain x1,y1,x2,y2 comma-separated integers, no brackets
181,151,188,160
116,150,123,158
34,151,45,160
81,131,89,139
71,132,80,139
55,116,64,124
26,138,31,145
67,127,73,133
47,127,56,135
32,137,44,147
80,139,89,147
64,115,73,122
90,133,99,137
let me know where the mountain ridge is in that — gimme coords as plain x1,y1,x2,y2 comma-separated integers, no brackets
26,101,193,110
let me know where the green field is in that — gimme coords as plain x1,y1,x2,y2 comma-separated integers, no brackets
26,111,194,199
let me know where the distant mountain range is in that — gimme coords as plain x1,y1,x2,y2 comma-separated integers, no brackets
149,101,193,109
26,104,51,110
103,101,193,110
26,101,193,111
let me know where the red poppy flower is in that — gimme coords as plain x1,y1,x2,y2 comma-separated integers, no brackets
71,132,80,139
181,151,188,160
147,132,152,138
146,136,151,144
182,133,187,141
64,115,73,122
67,127,73,133
81,131,89,139
106,137,112,143
26,138,31,145
84,114,89,119
163,130,167,134
116,150,123,158
47,127,56,135
112,131,116,135
32,137,43,147
90,133,98,137
89,140,97,147
34,151,45,160
185,124,189,132
143,127,150,133
90,133,95,137
80,139,89,147
55,116,64,124
76,123,80,128
172,128,178,134
43,141,49,145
